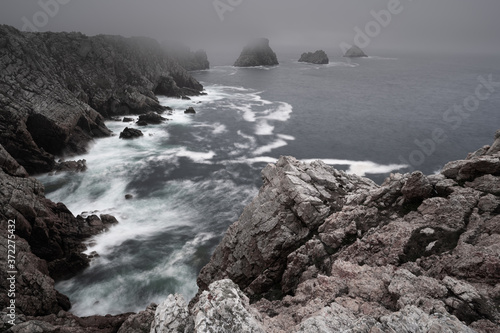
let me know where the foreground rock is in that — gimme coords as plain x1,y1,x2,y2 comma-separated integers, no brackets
298,50,329,64
344,45,368,57
234,38,279,67
150,130,500,332
0,24,203,174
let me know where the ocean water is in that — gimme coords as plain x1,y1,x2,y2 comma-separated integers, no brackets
38,53,500,316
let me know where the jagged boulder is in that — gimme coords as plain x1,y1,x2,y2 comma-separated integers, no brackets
137,112,166,125
298,50,329,64
234,38,279,67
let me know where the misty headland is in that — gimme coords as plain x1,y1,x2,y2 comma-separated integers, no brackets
1,1,500,332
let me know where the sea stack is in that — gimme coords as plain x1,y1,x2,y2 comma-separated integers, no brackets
234,38,279,67
298,50,329,64
344,45,368,58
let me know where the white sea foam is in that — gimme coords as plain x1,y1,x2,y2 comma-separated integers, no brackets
301,158,408,176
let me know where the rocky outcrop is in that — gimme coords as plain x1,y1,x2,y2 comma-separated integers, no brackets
0,24,203,174
161,41,210,71
234,38,279,67
184,107,196,114
298,50,329,64
344,45,368,57
0,144,122,329
150,130,500,332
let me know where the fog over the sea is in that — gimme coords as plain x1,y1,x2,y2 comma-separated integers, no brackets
1,0,500,61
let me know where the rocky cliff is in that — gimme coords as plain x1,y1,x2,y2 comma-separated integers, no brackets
234,38,279,67
150,130,500,332
299,50,329,64
161,41,210,71
0,25,203,174
344,45,368,58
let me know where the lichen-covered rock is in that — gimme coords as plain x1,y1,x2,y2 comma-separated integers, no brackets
192,280,265,333
150,295,190,333
190,130,500,332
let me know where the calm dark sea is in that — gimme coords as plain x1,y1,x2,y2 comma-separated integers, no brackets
38,53,500,315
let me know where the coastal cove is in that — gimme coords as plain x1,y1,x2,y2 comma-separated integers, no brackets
37,53,500,317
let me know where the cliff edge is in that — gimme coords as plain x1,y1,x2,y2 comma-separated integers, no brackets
0,25,203,174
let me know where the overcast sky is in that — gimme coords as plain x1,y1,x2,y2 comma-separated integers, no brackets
1,0,500,61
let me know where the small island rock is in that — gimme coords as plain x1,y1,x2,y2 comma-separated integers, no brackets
234,38,279,67
344,45,368,58
299,50,329,64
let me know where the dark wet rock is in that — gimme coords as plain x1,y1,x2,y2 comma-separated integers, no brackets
185,107,196,114
298,50,329,64
136,120,148,126
53,159,87,173
119,127,144,139
125,194,134,200
0,146,120,317
137,112,166,125
234,38,279,67
181,96,191,100
0,24,202,174
344,45,368,57
122,117,134,122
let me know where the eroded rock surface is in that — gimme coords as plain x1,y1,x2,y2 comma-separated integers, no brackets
155,130,500,332
234,38,279,67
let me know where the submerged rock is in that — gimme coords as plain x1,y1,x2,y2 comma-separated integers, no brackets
298,50,329,64
344,45,368,57
53,159,88,173
234,38,279,67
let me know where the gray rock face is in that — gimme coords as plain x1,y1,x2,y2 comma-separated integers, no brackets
344,45,368,57
0,24,202,174
189,130,500,332
298,50,329,64
234,38,279,67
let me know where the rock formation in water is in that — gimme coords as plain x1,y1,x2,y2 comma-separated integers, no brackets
344,45,368,57
234,38,279,67
148,130,500,332
0,25,203,174
299,50,329,64
161,40,210,71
